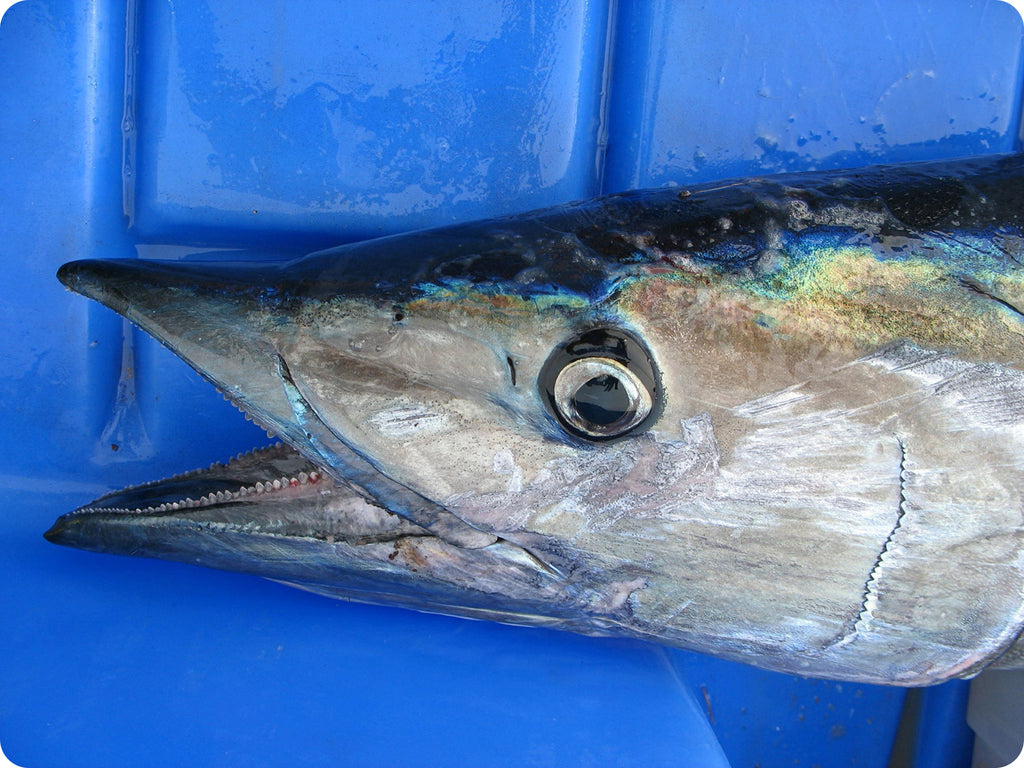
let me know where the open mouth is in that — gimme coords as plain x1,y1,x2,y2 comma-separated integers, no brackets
44,436,578,626
43,443,426,549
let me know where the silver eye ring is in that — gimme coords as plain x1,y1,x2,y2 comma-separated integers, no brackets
539,327,661,443
553,357,653,439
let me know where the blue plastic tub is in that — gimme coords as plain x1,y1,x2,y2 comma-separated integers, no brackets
1,1,1019,765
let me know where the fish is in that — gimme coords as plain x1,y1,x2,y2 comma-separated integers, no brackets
46,154,1024,686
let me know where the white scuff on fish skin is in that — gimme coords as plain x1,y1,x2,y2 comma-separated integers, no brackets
590,577,649,613
731,385,813,417
367,406,449,437
444,415,722,538
492,449,524,493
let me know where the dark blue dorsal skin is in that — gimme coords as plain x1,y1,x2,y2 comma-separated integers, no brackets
60,154,1024,311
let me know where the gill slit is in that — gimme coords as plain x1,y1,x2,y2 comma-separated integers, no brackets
828,435,909,650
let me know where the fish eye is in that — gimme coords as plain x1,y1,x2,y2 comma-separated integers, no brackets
540,328,661,442
553,357,652,438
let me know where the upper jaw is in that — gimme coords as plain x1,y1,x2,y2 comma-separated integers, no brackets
57,257,307,447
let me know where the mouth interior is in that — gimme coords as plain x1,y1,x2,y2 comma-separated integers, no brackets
44,443,431,545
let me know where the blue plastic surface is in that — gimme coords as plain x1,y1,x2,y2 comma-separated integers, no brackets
911,682,976,768
1,1,1021,766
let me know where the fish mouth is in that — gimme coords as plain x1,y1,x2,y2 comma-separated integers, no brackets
44,444,362,550
44,441,571,622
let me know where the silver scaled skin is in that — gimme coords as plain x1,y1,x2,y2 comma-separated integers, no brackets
48,154,1024,685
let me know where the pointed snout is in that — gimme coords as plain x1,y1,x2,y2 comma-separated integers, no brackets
59,257,315,448
58,257,293,317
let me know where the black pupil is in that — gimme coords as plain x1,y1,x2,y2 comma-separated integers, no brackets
572,374,630,426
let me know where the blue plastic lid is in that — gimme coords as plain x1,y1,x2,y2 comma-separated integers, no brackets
2,0,1019,765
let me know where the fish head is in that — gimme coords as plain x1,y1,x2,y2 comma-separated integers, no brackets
51,220,698,637
54,240,673,532
50,158,1024,683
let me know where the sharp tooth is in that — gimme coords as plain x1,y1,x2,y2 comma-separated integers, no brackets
309,471,320,483
272,479,282,490
298,471,309,484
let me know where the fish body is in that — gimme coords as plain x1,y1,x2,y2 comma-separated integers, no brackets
48,154,1024,685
